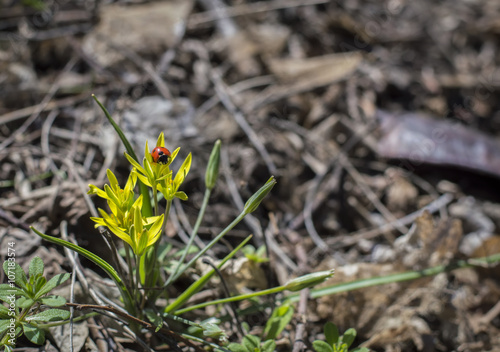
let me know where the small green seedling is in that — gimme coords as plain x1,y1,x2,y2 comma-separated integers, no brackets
227,334,276,352
313,322,369,352
0,257,70,350
241,245,269,264
263,301,294,340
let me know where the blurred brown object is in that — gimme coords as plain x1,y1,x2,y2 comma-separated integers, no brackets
376,110,500,178
472,236,500,277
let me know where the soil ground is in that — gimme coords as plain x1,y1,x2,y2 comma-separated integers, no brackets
1,0,500,351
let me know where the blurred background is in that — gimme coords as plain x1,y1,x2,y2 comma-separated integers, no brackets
1,0,500,350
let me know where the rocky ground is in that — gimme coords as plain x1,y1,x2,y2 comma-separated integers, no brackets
1,0,500,351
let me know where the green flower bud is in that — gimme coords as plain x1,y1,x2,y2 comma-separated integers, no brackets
243,176,276,214
205,140,221,190
284,269,334,292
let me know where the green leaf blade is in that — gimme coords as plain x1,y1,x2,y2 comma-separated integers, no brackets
324,321,340,346
22,322,45,345
242,335,260,350
264,303,294,340
26,308,70,322
0,304,10,318
28,257,44,278
0,284,25,302
313,340,335,352
17,297,34,309
40,295,67,307
34,273,70,300
0,319,13,335
227,343,250,352
261,339,276,352
341,328,357,348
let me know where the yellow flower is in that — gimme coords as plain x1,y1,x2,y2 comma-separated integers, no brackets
91,195,164,256
124,132,191,202
88,170,163,255
88,169,137,228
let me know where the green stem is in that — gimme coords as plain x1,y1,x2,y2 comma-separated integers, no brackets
165,234,253,313
164,199,172,226
135,253,142,311
223,252,500,321
294,253,500,301
174,285,285,315
153,187,159,217
164,211,247,288
125,245,134,290
170,188,211,284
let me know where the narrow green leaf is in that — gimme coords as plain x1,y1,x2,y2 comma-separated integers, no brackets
0,319,13,335
324,322,339,346
26,308,70,322
17,297,34,309
39,295,66,307
242,335,260,350
352,347,370,352
313,340,335,352
34,273,70,300
0,284,24,302
227,343,249,352
0,304,10,318
341,328,357,348
264,303,294,340
33,276,47,294
28,257,44,278
261,340,276,352
92,95,137,160
92,94,153,217
22,322,45,345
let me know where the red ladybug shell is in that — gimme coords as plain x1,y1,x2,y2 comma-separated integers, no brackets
151,146,171,164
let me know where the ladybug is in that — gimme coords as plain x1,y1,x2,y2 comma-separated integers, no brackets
151,146,171,164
